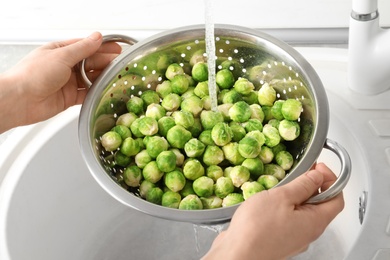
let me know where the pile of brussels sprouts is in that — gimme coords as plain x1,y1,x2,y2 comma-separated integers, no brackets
100,60,303,210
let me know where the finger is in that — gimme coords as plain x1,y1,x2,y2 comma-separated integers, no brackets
97,42,122,54
315,163,338,191
83,53,120,72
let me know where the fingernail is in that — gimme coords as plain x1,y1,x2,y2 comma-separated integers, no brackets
88,32,102,41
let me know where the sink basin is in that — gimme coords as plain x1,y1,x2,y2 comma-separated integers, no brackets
0,47,389,260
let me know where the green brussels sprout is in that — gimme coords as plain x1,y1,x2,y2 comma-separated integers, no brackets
193,176,214,197
112,125,132,140
156,80,172,98
143,161,164,183
123,165,142,187
184,138,206,158
114,151,131,167
146,187,164,205
202,145,225,166
194,81,209,98
146,136,169,158
268,118,280,129
211,122,233,146
101,131,122,151
242,157,264,179
229,165,251,187
257,174,279,189
258,83,276,106
202,96,212,110
157,116,176,137
126,96,144,115
217,89,230,104
141,90,160,107
200,110,224,130
192,62,208,82
242,118,263,132
187,118,203,138
145,103,166,121
179,194,203,210
214,176,235,198
264,164,286,180
216,69,235,89
258,145,274,164
164,169,186,192
281,99,303,121
172,110,195,129
156,150,177,172
222,193,244,207
229,101,251,123
242,91,259,105
116,112,138,128
271,143,286,156
138,116,159,136
130,118,144,138
233,78,255,95
170,148,185,166
262,105,274,122
200,196,223,209
222,142,245,165
241,181,265,200
161,191,181,209
262,124,281,147
229,122,246,143
217,103,233,121
165,63,184,80
166,125,192,149
206,165,224,182
278,119,300,141
238,136,261,159
219,59,244,79
139,180,155,198
223,166,234,178
275,150,294,171
134,149,152,168
190,49,206,66
180,95,204,117
249,104,265,122
135,137,145,150
198,130,215,146
181,86,195,99
120,137,141,157
161,93,182,111
222,89,242,104
180,181,195,197
245,130,266,147
271,100,285,120
183,158,205,180
171,74,190,95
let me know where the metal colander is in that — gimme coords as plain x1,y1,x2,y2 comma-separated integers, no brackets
79,24,351,224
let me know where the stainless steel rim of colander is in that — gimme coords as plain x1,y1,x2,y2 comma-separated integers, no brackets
78,24,330,224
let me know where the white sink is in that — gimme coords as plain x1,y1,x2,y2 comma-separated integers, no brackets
0,47,389,260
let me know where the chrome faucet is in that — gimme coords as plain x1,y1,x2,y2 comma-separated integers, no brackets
348,0,390,95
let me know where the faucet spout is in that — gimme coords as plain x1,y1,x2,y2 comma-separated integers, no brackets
348,2,390,95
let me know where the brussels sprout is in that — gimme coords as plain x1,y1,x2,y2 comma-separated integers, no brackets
249,104,265,122
193,176,214,197
161,93,182,111
206,165,224,182
222,193,244,207
262,124,281,147
161,191,181,208
116,112,138,128
268,118,280,129
271,143,286,157
242,157,264,179
112,125,132,140
200,196,223,209
223,166,234,178
233,78,255,95
183,158,205,180
229,101,251,123
145,103,166,121
258,145,274,164
156,80,172,98
202,145,225,166
121,137,141,157
241,181,265,200
216,69,235,89
229,165,251,187
126,96,144,115
200,110,224,130
164,169,186,192
141,90,160,107
171,74,190,95
139,180,155,198
257,174,279,189
278,119,300,141
211,122,233,146
229,122,246,142
192,62,209,82
146,136,169,158
258,83,276,106
264,164,286,180
156,150,177,172
193,81,209,98
202,96,212,111
275,150,294,171
172,110,195,129
101,131,122,151
222,89,242,104
157,116,176,137
190,49,206,66
181,86,196,99
130,118,144,138
222,142,245,165
219,59,244,79
242,118,263,132
143,161,164,183
217,103,233,121
214,176,235,198
170,148,185,166
262,106,274,122
180,95,204,117
242,91,259,105
146,187,164,205
238,136,261,159
166,125,192,149
123,165,142,187
165,63,184,80
179,194,203,210
198,130,214,146
271,100,285,120
188,118,203,138
134,149,152,168
184,138,206,158
245,130,266,147
114,151,131,167
180,181,195,197
138,116,159,136
217,89,230,104
281,99,303,121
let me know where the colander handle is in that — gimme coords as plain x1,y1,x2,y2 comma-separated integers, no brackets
79,34,138,87
306,138,352,204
